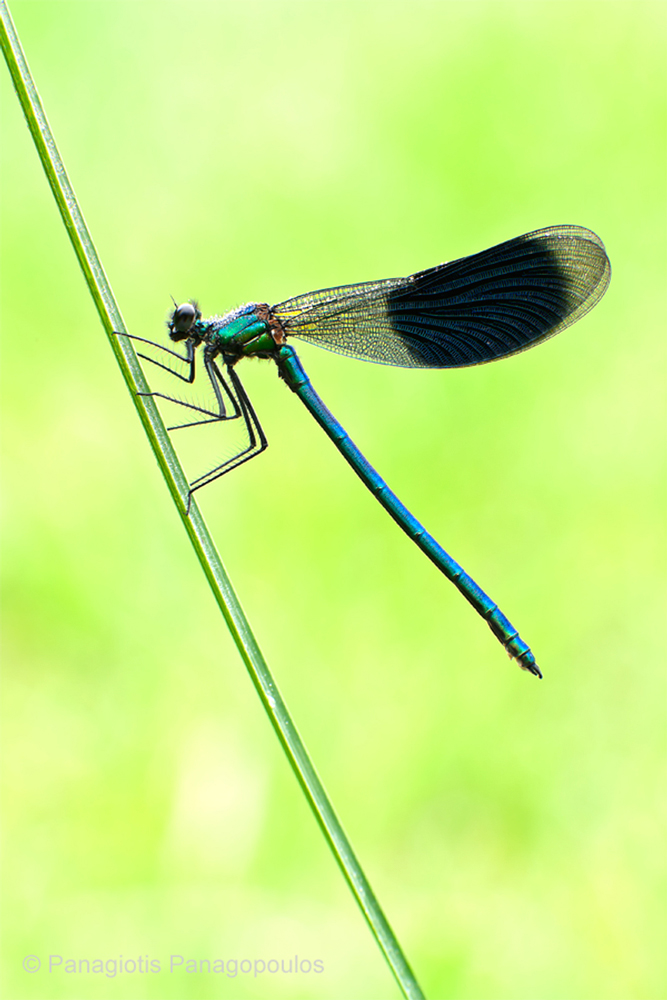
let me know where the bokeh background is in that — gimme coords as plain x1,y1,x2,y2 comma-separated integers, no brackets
2,3,665,998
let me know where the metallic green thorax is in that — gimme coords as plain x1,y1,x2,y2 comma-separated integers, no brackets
192,303,280,363
191,305,319,399
189,306,317,428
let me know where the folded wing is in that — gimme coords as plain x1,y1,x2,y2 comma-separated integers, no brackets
273,225,611,368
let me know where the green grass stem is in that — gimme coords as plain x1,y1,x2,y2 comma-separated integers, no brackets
0,3,425,997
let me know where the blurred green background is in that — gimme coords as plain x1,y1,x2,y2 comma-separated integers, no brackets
1,2,665,998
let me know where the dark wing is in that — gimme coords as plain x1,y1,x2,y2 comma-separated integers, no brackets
272,225,611,368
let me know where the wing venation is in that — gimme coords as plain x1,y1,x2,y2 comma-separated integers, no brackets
272,225,611,368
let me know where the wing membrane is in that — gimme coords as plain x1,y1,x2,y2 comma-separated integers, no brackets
273,226,610,368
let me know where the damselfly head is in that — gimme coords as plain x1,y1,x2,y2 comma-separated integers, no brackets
168,301,201,341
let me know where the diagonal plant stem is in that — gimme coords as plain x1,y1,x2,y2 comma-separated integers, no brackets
0,3,425,998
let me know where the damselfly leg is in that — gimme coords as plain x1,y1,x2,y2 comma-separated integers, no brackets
118,333,240,428
115,332,268,502
187,364,267,493
122,333,198,384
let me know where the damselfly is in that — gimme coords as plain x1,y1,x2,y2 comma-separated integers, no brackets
122,225,611,678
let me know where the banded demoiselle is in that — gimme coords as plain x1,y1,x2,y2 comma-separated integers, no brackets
125,225,611,678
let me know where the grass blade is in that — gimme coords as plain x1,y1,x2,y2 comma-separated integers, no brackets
0,3,425,997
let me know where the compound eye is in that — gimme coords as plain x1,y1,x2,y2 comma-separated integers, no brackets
169,301,201,340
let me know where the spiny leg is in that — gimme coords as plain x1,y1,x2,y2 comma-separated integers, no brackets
149,355,243,431
114,332,268,512
115,331,198,384
133,343,243,431
115,333,243,429
187,363,268,496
